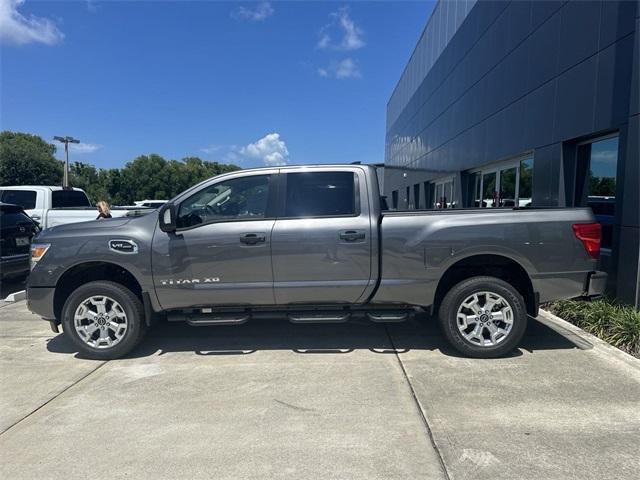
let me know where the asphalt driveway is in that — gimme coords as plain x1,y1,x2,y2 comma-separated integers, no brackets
1,300,639,480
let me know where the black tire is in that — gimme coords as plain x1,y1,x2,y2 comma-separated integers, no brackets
438,276,527,358
61,281,147,360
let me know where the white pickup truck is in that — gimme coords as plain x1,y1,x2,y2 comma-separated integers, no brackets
0,186,147,229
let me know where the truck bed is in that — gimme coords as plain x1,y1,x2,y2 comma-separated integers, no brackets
373,207,598,306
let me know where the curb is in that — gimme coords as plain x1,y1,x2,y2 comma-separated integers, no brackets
538,308,640,370
2,290,26,303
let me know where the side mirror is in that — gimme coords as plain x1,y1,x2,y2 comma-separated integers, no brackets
158,203,177,233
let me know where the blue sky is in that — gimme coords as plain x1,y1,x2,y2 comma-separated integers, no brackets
1,0,434,169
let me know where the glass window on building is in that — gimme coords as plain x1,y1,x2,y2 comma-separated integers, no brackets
576,135,619,249
482,172,497,208
519,158,533,207
392,190,399,210
432,177,456,209
413,184,421,209
499,167,517,207
424,181,433,210
468,154,534,208
471,172,482,207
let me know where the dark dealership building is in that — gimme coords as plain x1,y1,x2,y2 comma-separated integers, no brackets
384,0,639,306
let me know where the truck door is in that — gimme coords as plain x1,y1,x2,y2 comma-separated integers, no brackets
152,172,277,310
271,168,373,304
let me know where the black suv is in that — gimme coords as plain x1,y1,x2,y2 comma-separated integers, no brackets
0,203,40,282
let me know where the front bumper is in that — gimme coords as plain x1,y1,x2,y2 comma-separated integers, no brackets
26,286,57,320
586,271,607,297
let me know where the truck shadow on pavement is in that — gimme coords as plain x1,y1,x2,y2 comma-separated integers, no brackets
46,314,582,360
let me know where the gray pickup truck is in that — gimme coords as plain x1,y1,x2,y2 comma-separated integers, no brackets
27,165,606,359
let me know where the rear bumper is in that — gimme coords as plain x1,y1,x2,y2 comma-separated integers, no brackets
586,271,607,297
0,254,30,279
532,270,608,303
26,286,57,320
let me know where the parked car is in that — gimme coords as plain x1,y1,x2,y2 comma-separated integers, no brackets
0,186,149,229
0,203,40,282
26,165,606,360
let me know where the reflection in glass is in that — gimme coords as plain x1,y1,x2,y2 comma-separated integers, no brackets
444,181,452,208
588,137,618,198
472,173,481,207
434,184,443,208
482,172,497,207
432,179,455,208
499,167,517,207
177,175,271,228
519,158,533,206
586,136,618,249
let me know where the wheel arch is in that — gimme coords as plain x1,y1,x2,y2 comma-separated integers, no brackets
53,261,144,321
433,254,537,317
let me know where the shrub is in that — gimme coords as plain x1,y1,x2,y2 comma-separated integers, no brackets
547,298,640,357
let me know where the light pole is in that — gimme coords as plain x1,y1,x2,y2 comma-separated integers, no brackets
53,136,80,188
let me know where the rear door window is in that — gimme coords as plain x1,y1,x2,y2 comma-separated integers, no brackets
284,172,356,218
51,190,91,208
1,190,37,210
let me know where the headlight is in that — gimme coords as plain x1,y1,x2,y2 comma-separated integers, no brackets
30,243,51,270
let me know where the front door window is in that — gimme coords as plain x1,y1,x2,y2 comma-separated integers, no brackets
176,175,271,228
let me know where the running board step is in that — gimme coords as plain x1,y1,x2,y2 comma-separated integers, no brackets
167,313,249,326
366,311,410,323
288,313,350,324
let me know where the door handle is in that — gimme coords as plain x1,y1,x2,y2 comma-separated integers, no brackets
240,233,266,245
339,230,365,242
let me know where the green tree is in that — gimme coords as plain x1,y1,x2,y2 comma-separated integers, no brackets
114,155,240,204
70,162,110,204
1,131,240,205
0,131,63,185
588,173,616,197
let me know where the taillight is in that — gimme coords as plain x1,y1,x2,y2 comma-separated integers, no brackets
572,223,601,259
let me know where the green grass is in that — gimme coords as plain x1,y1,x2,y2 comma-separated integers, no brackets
546,298,640,358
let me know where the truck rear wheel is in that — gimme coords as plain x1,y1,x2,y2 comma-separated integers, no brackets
438,276,527,358
61,281,147,360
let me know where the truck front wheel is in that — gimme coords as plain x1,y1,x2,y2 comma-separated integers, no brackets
61,281,147,360
438,276,527,358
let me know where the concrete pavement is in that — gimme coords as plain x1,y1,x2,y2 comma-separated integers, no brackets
1,300,639,479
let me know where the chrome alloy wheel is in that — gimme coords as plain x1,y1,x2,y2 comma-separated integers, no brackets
456,291,514,347
73,296,128,349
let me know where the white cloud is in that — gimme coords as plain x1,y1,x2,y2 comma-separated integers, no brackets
0,0,64,45
86,0,99,14
200,145,224,155
318,6,364,51
591,150,617,163
318,58,361,79
232,2,274,22
240,133,289,166
68,142,103,154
